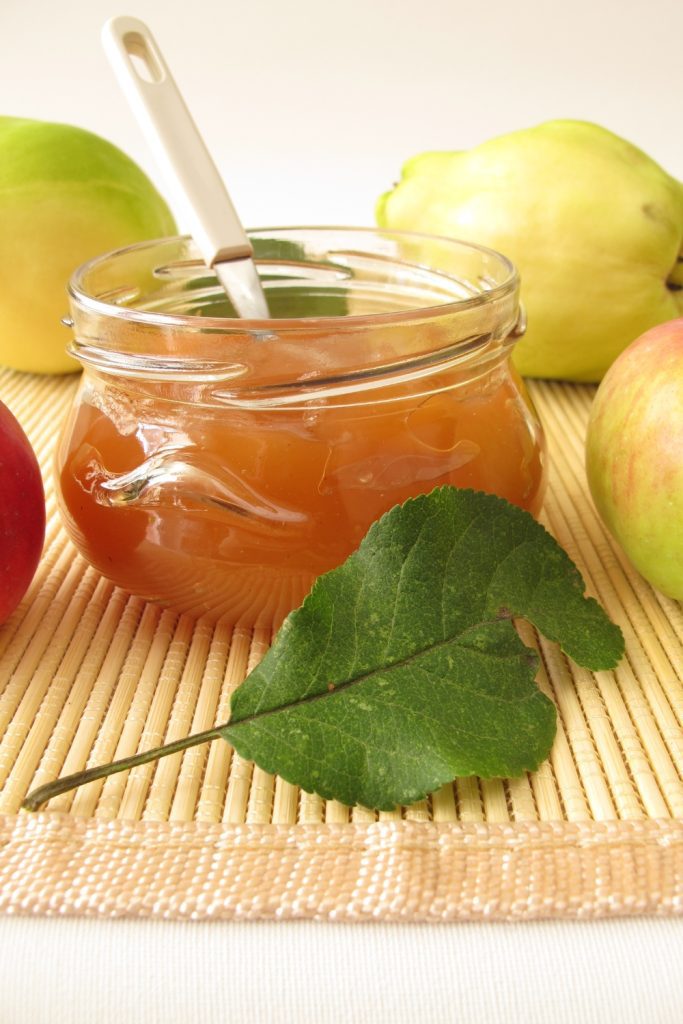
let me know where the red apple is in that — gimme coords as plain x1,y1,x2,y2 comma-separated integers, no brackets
586,318,683,599
0,400,46,623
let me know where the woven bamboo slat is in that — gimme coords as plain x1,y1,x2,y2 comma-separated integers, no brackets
0,368,681,921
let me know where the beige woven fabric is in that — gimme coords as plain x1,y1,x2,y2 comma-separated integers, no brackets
0,369,682,920
1,815,681,921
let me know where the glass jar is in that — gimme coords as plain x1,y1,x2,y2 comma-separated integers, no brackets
57,228,546,627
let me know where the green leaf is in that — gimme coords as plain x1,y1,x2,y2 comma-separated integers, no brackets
21,485,624,816
222,486,624,810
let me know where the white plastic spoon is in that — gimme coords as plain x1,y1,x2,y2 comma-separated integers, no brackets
102,15,269,319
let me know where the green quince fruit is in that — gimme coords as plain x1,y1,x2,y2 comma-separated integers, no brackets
377,120,683,382
0,117,176,375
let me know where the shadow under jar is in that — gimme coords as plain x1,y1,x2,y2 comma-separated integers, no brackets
57,227,547,627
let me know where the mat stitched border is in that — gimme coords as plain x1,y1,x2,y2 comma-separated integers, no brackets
1,815,681,921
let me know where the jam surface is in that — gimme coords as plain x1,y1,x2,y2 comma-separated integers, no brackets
57,358,546,626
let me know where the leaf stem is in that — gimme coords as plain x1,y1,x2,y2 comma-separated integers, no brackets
21,726,225,812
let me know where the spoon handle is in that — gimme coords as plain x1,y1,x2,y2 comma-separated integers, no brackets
102,16,269,316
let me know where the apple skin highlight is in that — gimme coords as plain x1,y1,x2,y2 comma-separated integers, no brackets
586,318,683,599
0,117,176,375
0,401,46,623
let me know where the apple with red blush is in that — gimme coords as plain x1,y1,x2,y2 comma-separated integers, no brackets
0,400,46,623
586,318,683,599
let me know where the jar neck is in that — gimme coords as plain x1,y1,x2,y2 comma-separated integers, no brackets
68,229,521,395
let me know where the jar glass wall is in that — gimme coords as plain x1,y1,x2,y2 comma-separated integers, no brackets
57,228,546,626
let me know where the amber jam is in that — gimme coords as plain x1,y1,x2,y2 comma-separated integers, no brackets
58,229,546,626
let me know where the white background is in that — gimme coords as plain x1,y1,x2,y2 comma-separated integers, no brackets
3,1,683,1020
3,0,682,229
1,915,682,1023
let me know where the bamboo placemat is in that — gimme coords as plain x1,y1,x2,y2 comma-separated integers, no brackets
0,368,682,921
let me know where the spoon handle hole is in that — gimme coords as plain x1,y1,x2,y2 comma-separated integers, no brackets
122,30,165,85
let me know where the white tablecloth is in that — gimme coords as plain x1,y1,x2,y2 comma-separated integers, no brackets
1,916,682,1022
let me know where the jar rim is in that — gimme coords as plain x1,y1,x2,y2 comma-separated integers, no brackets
68,226,518,333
